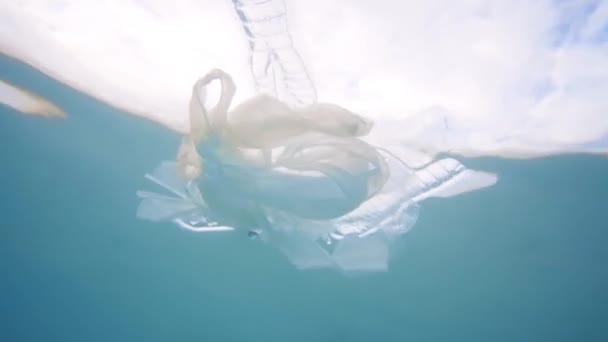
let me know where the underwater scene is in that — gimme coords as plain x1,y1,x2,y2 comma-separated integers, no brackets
1,1,607,341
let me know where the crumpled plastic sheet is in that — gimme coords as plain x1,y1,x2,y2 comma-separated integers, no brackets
136,68,497,274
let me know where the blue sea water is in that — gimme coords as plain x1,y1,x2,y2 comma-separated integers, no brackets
1,56,608,342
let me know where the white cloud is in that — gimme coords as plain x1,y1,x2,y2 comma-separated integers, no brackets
0,0,606,158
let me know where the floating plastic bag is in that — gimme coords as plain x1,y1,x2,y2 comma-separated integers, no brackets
137,69,497,273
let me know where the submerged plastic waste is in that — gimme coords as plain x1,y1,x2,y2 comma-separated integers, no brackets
137,69,497,273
